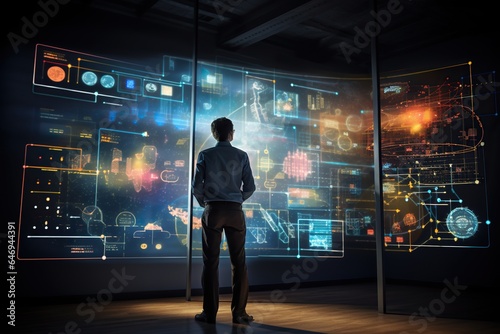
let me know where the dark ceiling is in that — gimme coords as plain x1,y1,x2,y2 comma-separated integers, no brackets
7,0,496,74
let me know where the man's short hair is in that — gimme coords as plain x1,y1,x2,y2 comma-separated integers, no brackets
211,117,234,141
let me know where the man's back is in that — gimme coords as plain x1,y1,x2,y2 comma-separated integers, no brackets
192,138,255,206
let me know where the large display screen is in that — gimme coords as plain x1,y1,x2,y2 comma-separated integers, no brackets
16,44,492,260
377,64,493,251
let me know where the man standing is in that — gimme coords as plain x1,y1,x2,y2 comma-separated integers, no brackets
192,117,256,325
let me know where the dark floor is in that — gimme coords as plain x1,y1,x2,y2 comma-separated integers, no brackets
11,282,499,334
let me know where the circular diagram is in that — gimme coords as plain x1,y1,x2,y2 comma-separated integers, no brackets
403,212,417,227
81,205,105,236
345,115,363,132
145,82,158,93
337,135,352,151
324,128,339,142
100,74,115,88
47,66,66,82
82,71,98,86
81,205,103,224
116,211,136,226
446,207,478,239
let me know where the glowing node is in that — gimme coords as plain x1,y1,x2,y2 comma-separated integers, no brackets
446,207,478,239
47,66,65,82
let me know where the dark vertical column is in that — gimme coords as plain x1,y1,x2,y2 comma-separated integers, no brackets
370,0,386,314
187,0,199,301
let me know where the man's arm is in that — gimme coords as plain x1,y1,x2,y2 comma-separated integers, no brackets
241,153,255,201
192,153,206,207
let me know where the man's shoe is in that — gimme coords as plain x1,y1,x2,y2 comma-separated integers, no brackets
232,313,254,324
195,312,215,324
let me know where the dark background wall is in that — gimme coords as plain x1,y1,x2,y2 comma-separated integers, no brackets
2,1,497,305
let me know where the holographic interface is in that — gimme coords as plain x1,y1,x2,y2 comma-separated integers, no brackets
16,44,492,260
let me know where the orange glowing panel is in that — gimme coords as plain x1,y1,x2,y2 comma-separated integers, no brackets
400,107,435,133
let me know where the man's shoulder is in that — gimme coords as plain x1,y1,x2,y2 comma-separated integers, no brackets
199,146,218,154
226,145,249,156
234,147,249,155
200,144,248,156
